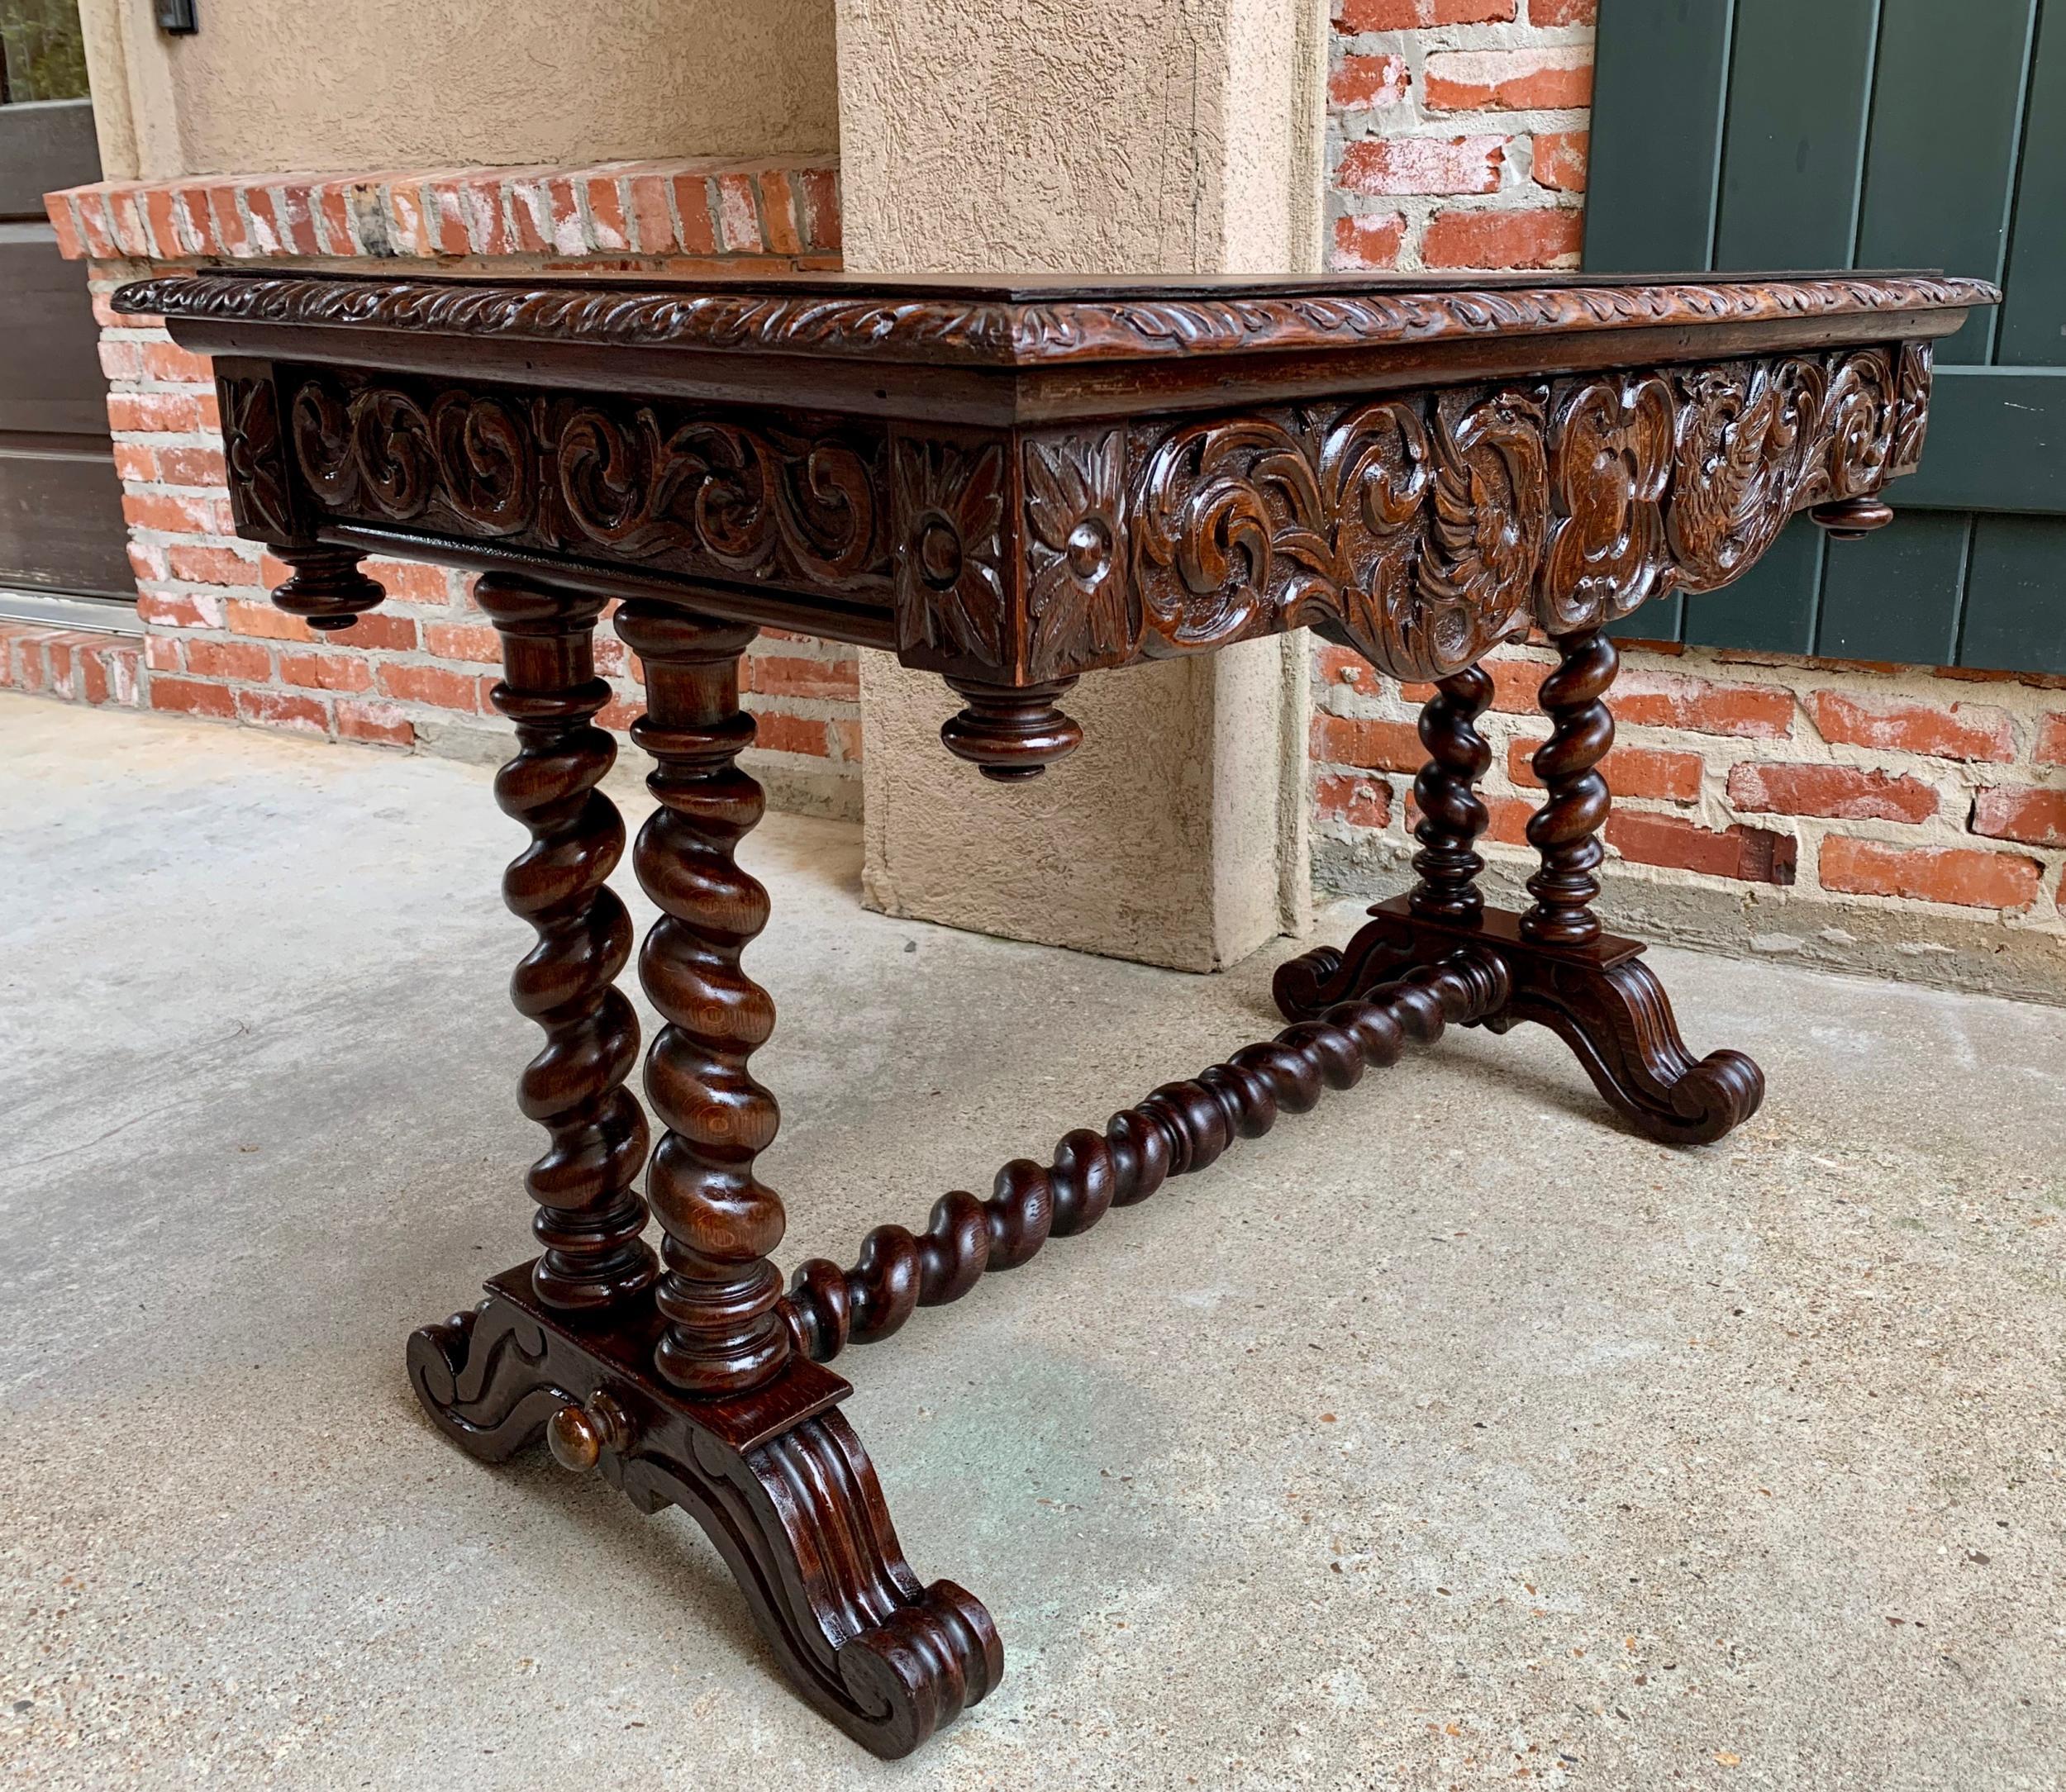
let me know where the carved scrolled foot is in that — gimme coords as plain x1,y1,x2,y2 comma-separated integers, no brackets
406,1297,574,1462
1269,943,1350,1024
940,675,1083,779
1273,899,1764,1147
639,1415,1002,1758
1498,951,1764,1147
409,1271,999,1758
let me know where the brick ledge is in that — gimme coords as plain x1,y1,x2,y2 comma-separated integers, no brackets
1,622,143,707
45,157,841,266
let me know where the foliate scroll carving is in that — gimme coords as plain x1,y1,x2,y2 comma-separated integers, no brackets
1890,342,1933,476
1120,341,1925,668
1666,357,1827,593
212,340,1937,687
1804,346,1898,506
558,410,880,584
280,369,893,597
1540,373,1676,635
293,379,531,530
891,435,1009,666
1022,431,1133,679
1135,400,1430,655
1131,388,1550,679
219,372,297,540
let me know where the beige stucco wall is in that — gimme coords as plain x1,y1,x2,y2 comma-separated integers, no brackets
78,0,838,181
836,0,1325,274
839,0,1327,970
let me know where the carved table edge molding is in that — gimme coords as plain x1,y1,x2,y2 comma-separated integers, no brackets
114,269,1999,367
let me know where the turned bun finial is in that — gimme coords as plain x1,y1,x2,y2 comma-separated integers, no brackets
940,676,1083,780
270,544,385,630
1810,494,1896,540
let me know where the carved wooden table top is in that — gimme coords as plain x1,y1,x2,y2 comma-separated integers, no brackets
120,266,1993,1759
122,267,1990,774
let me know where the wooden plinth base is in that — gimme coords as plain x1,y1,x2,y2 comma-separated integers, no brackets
406,1267,1001,1760
1273,897,1764,1146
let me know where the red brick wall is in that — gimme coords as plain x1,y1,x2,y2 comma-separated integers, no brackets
27,161,862,819
1315,636,2066,942
1319,2,2065,968
0,624,141,708
1326,0,1592,273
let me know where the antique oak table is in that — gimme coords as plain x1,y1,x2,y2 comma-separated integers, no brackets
120,265,1992,1756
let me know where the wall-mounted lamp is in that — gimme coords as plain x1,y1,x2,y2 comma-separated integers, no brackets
155,0,198,34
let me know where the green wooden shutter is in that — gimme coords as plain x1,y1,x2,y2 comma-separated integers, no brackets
1586,0,2066,675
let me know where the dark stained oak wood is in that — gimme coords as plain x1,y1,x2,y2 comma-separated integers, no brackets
147,264,1993,1757
478,574,657,1312
1407,664,1495,921
1275,898,1764,1148
785,953,1509,1361
611,602,792,1397
407,1271,999,1759
1522,630,1621,948
126,270,1983,767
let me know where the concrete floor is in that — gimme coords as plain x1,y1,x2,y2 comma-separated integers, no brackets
2,696,2064,1792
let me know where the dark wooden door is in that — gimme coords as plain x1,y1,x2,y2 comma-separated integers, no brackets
0,5,130,604
1585,0,2065,676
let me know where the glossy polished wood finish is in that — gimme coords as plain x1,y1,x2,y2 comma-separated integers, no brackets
1407,663,1495,921
1275,899,1764,1147
786,953,1508,1361
407,1269,999,1758
612,603,791,1397
1521,630,1620,948
479,574,656,1311
161,264,1989,1759
126,270,1984,760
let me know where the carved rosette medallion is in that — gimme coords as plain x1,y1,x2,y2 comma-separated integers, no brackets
1021,431,1133,679
891,435,1010,667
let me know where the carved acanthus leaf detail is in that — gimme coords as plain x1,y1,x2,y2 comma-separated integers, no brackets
1133,399,1454,668
1131,387,1553,678
1890,341,1933,475
1802,346,1897,506
217,342,1941,684
1666,357,1827,593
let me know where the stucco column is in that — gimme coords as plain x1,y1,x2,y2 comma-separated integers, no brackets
835,0,1327,970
